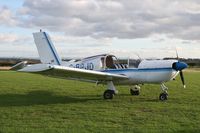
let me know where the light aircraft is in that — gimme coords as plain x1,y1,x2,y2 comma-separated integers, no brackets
11,30,188,101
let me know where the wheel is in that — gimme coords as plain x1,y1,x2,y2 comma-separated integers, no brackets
130,88,140,96
103,90,115,99
159,93,168,101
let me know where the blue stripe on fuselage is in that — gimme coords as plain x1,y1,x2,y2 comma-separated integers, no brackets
43,32,61,65
101,67,173,73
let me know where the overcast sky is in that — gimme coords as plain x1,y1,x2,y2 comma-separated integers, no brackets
0,0,200,59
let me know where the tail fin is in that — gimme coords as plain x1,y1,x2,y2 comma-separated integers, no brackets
33,31,62,65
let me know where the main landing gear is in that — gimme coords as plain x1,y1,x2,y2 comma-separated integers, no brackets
103,82,169,101
159,83,168,101
103,84,141,99
130,85,140,96
103,81,118,99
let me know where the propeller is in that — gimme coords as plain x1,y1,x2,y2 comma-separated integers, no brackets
173,49,187,88
180,71,186,88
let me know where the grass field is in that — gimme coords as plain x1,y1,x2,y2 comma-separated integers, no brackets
0,71,200,133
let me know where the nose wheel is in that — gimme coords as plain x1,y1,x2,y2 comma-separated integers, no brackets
159,93,168,101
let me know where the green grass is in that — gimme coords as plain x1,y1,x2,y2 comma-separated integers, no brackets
0,71,200,133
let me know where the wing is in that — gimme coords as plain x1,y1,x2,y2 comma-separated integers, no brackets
19,64,128,83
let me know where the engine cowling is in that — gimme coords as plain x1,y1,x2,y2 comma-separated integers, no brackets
138,60,177,69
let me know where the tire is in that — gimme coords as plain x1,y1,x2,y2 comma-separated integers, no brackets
130,89,140,96
103,90,115,99
159,93,168,101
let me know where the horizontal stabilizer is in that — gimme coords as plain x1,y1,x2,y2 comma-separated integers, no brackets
10,61,27,71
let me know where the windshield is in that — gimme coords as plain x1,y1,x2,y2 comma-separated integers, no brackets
128,59,141,68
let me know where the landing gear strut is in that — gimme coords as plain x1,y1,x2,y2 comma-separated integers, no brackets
103,81,118,99
130,85,140,96
159,83,168,101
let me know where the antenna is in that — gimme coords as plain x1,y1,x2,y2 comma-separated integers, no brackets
134,53,142,61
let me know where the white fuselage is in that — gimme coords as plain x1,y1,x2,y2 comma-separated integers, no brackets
63,59,179,85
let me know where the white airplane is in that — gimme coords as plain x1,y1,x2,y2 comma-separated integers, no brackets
11,31,188,101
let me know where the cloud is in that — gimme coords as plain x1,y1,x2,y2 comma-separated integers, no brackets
51,34,112,47
15,0,199,41
0,6,18,26
1,0,200,58
0,33,31,45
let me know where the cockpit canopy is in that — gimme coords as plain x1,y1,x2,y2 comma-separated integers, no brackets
101,54,141,69
81,54,141,70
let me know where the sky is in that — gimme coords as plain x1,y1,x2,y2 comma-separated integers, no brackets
0,0,200,59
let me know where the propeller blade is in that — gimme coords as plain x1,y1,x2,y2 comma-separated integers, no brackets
180,70,186,88
175,48,179,60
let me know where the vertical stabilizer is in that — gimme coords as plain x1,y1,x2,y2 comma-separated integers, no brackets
33,31,62,65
